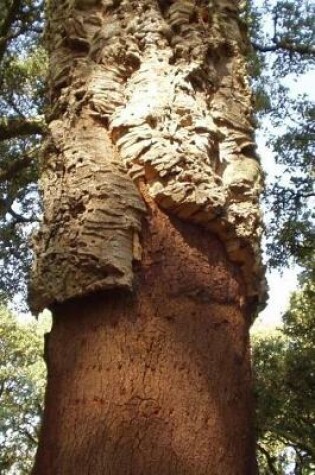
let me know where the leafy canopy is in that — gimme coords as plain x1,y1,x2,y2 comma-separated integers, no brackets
0,0,46,302
246,0,314,269
252,271,315,474
0,305,48,474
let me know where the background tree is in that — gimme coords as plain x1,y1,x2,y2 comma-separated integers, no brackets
247,4,315,470
0,304,47,474
245,0,314,268
0,0,45,302
252,267,315,474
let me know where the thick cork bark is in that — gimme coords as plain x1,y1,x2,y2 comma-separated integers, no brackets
33,199,257,475
30,0,266,312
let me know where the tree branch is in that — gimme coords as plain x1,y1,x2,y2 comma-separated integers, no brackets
257,444,279,475
8,206,34,223
0,117,46,141
274,429,315,460
0,380,5,399
0,0,23,63
0,154,33,182
21,428,38,445
252,40,315,56
36,401,43,417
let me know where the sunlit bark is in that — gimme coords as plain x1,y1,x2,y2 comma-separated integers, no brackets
31,1,265,473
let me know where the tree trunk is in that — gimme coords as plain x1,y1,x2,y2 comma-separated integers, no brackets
33,197,257,474
30,0,265,473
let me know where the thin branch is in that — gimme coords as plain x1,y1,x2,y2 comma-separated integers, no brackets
252,40,315,56
273,429,315,460
0,21,43,49
21,428,38,445
257,444,279,475
0,380,5,399
0,117,46,141
272,6,278,44
0,0,23,63
297,192,315,199
0,195,14,215
2,94,25,118
36,401,43,416
0,154,33,182
8,206,34,223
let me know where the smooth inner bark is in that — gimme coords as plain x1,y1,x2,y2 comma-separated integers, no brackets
33,199,257,474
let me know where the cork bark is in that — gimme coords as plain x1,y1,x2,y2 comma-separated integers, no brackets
30,1,264,473
32,198,257,475
30,0,266,312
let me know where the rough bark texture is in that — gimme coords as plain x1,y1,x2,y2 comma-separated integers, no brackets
31,1,264,472
33,198,257,475
30,0,266,312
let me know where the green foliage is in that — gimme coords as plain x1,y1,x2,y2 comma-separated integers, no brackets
0,0,46,303
246,0,314,269
252,279,315,474
0,305,48,474
266,97,314,269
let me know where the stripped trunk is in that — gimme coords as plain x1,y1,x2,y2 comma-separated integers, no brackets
31,0,266,473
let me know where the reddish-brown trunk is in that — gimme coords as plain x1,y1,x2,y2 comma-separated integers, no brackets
33,198,257,475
